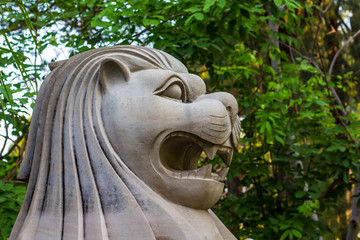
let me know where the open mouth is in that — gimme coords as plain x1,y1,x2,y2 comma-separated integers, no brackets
159,132,234,183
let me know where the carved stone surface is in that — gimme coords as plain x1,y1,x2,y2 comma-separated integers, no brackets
10,46,241,240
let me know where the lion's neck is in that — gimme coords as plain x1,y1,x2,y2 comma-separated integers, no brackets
169,203,225,240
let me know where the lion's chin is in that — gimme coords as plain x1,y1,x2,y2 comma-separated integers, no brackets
159,131,233,183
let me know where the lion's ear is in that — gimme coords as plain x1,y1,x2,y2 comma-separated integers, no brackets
100,57,130,91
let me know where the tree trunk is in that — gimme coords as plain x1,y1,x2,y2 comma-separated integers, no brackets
347,180,360,240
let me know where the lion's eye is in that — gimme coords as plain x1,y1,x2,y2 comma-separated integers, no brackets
154,79,187,102
161,84,183,100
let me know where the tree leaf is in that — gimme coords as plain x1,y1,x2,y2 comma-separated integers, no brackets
0,85,13,102
295,191,306,198
265,121,272,133
274,0,283,7
280,230,290,240
343,160,350,168
203,0,217,12
185,7,202,13
217,0,226,8
292,229,302,238
194,13,204,20
275,135,284,145
142,19,160,27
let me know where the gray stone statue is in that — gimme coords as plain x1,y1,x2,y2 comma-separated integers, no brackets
10,46,241,240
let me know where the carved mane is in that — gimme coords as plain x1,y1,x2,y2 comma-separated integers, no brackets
9,46,217,240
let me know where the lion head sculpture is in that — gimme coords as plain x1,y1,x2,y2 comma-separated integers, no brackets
10,46,241,240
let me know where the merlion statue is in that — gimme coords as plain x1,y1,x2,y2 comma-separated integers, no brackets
10,46,241,240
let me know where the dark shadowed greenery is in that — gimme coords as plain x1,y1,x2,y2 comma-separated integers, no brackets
2,0,360,239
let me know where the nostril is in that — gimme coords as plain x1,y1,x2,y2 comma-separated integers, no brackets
226,106,232,112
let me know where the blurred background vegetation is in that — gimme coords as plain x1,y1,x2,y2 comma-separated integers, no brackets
1,0,360,239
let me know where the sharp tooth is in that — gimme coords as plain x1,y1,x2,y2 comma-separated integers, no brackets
219,148,234,167
223,138,232,148
218,167,229,179
204,145,218,160
196,164,212,178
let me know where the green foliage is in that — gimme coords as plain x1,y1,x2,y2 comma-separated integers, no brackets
298,200,319,218
2,0,360,239
0,181,26,240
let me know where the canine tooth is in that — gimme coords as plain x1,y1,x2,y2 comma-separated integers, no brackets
204,145,218,160
196,164,212,178
218,167,229,179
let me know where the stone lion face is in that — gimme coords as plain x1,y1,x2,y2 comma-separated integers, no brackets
101,60,240,210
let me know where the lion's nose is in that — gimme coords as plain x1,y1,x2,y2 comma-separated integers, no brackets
195,92,238,125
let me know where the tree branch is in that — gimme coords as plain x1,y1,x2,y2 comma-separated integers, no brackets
0,134,25,162
322,0,334,14
318,173,343,202
328,29,360,77
2,134,27,182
